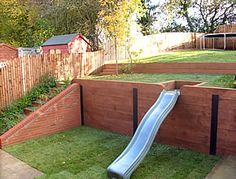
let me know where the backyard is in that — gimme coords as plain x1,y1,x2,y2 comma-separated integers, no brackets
1,1,236,178
1,50,236,178
4,126,219,179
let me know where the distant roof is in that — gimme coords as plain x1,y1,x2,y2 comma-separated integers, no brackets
0,43,17,51
204,32,236,38
42,33,79,46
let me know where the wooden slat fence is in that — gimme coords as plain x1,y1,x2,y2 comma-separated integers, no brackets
104,32,200,62
0,50,105,110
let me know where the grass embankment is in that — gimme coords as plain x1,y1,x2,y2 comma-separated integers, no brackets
5,127,219,179
88,74,235,88
0,75,70,135
110,50,236,63
94,50,236,88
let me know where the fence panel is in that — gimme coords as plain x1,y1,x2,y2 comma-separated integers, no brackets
0,50,105,110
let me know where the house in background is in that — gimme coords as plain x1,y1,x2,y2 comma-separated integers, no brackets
41,33,92,55
0,43,18,61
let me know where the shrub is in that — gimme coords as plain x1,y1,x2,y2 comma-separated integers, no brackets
119,64,133,74
0,75,62,135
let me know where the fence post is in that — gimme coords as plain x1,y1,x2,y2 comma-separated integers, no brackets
0,68,2,108
133,88,138,135
80,85,84,125
21,57,26,94
209,94,219,155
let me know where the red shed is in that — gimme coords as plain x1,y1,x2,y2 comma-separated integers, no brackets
0,43,18,61
41,33,92,54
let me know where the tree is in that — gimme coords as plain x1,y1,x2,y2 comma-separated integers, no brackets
160,20,189,32
0,0,53,47
98,0,144,75
194,0,236,32
137,0,158,35
162,0,236,33
40,0,101,50
163,0,195,32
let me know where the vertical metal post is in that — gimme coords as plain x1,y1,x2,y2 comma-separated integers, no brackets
80,85,84,125
209,94,219,155
224,34,226,50
133,88,138,135
203,35,206,49
200,36,202,49
21,57,26,94
213,38,215,49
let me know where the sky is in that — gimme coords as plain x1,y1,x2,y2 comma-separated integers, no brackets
151,0,189,31
151,0,165,5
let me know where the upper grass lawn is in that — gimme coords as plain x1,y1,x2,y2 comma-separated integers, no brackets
88,74,235,88
110,50,236,63
5,127,219,179
96,50,236,88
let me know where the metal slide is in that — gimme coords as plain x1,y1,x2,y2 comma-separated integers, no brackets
107,90,180,179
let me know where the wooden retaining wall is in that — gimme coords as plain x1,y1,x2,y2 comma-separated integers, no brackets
132,63,236,74
1,79,236,155
178,86,236,155
103,62,236,74
0,84,81,147
75,79,236,155
78,80,164,136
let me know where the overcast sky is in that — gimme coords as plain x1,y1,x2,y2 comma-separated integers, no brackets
151,0,165,5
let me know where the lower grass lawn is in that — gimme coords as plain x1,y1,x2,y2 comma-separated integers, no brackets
88,73,235,88
111,50,236,63
5,127,219,179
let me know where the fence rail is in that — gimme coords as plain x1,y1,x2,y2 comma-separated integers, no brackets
0,50,105,110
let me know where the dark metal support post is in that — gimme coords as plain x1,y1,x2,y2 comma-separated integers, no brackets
209,94,219,155
133,88,138,135
80,85,84,126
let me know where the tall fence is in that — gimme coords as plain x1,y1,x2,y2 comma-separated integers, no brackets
204,38,236,50
0,50,105,110
104,32,201,61
215,24,236,33
200,24,236,50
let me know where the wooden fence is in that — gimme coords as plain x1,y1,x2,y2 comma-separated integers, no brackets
215,24,236,33
104,32,200,61
0,51,105,110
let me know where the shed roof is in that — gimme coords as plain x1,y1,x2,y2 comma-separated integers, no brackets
42,33,79,46
204,32,236,38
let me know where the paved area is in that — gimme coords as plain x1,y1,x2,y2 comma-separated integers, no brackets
205,156,236,179
0,150,43,179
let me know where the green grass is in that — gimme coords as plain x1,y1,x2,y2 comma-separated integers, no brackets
94,50,236,88
88,73,235,88
113,50,236,63
5,127,219,179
